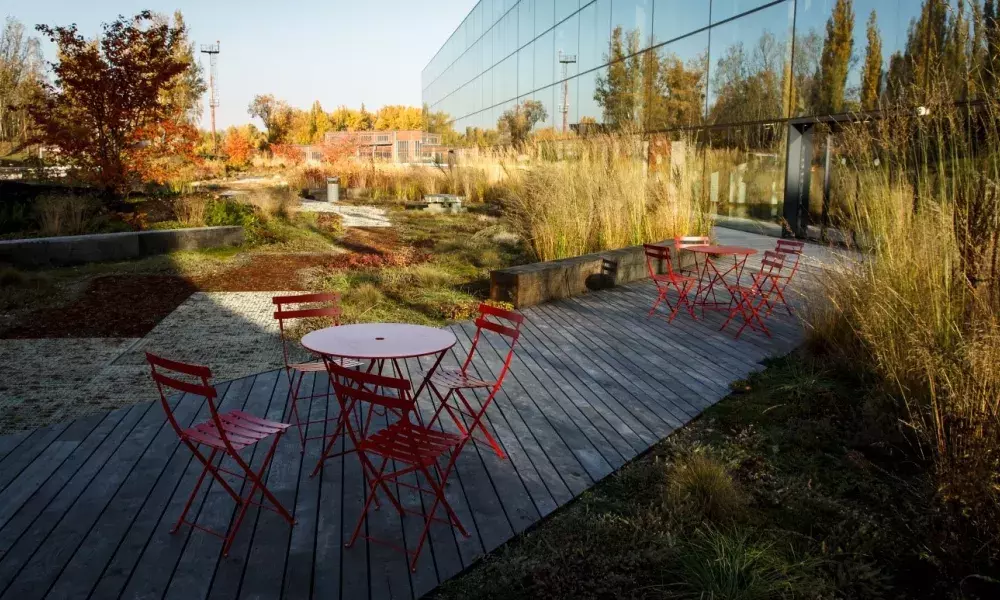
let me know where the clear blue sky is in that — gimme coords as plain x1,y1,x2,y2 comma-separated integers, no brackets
4,0,477,130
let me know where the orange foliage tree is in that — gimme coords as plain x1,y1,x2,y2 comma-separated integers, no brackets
270,143,304,165
320,136,357,163
29,11,192,197
222,126,255,168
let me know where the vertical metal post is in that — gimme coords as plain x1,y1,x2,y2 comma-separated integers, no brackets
782,122,813,238
821,133,833,231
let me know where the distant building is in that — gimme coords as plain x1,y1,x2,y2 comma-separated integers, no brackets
323,130,448,164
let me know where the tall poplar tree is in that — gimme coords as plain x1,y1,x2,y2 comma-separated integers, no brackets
813,0,855,114
861,10,883,110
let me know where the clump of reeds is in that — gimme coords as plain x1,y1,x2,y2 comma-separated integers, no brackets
500,132,711,261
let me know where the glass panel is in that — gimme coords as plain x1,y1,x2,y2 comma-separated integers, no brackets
482,69,494,110
535,30,555,89
536,0,555,36
556,0,579,23
645,31,708,130
555,13,580,80
611,0,652,49
506,9,519,55
711,0,773,24
519,42,535,95
498,54,518,104
703,122,786,223
482,24,494,70
707,0,793,124
577,67,605,126
519,0,536,47
651,0,709,45
578,0,612,72
482,0,495,30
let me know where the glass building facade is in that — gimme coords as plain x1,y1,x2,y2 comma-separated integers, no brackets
422,0,981,229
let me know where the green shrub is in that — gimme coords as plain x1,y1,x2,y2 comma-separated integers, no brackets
0,267,26,287
204,198,258,228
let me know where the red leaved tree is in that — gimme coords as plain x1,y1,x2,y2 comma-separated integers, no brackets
29,11,191,197
222,126,255,169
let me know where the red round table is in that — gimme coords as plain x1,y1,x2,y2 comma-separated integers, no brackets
301,323,458,474
685,245,758,314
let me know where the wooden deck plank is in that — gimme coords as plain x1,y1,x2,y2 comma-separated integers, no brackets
0,397,165,599
0,423,72,499
337,379,370,600
522,305,690,427
306,372,344,600
533,302,721,412
0,431,33,465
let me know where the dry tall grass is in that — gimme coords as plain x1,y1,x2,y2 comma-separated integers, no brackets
807,83,1000,536
501,133,712,261
34,194,94,236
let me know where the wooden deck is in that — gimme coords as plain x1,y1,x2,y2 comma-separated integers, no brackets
0,229,833,600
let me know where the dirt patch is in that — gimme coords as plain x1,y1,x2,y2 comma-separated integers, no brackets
3,275,197,338
191,253,332,292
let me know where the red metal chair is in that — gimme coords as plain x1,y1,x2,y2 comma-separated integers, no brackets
768,239,806,315
720,251,786,339
273,292,363,451
643,244,697,323
426,304,522,460
674,235,711,276
146,352,294,556
325,360,469,573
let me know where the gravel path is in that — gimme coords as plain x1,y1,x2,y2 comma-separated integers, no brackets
297,200,392,227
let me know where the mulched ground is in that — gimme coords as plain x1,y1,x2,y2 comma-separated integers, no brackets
3,275,197,338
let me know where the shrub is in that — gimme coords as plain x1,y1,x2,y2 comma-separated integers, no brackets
204,198,258,229
34,194,95,236
172,195,207,226
665,453,745,524
0,267,26,287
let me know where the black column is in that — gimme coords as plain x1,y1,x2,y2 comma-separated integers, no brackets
782,122,813,238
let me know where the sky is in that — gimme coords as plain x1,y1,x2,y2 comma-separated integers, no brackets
4,0,477,130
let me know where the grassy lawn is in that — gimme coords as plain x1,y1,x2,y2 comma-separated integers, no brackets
432,351,999,600
0,205,527,338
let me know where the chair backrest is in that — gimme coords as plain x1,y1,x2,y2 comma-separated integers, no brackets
146,352,225,445
325,358,415,419
756,250,786,285
463,304,524,388
774,239,804,279
674,235,710,250
643,244,677,280
272,292,342,366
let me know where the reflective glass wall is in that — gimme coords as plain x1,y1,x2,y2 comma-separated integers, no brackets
422,0,982,221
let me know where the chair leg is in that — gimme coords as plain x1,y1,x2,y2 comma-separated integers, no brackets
409,463,469,572
287,369,307,451
456,389,505,459
172,447,218,534
222,433,290,556
648,287,668,317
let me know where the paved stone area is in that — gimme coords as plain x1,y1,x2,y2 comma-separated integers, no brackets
0,292,303,434
298,200,392,227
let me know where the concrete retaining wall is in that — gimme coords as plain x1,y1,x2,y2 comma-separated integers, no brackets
490,240,695,308
0,226,244,268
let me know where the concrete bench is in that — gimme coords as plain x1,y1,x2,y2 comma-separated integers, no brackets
489,240,695,308
0,226,244,268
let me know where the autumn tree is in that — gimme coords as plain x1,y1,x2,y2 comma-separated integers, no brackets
30,11,194,196
374,105,424,130
860,10,883,110
710,32,787,134
594,26,643,130
154,11,205,124
812,0,854,115
0,18,44,151
642,50,707,131
222,125,255,168
249,94,294,144
497,99,547,145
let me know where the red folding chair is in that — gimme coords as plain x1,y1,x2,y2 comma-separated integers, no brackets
325,360,469,573
146,352,294,556
768,239,805,315
273,292,363,451
674,235,711,276
426,304,522,460
643,244,697,323
720,250,786,339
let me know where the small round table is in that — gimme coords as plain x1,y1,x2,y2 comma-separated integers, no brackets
686,245,758,314
301,323,458,473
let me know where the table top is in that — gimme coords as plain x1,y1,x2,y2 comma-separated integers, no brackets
301,323,457,359
685,245,758,256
